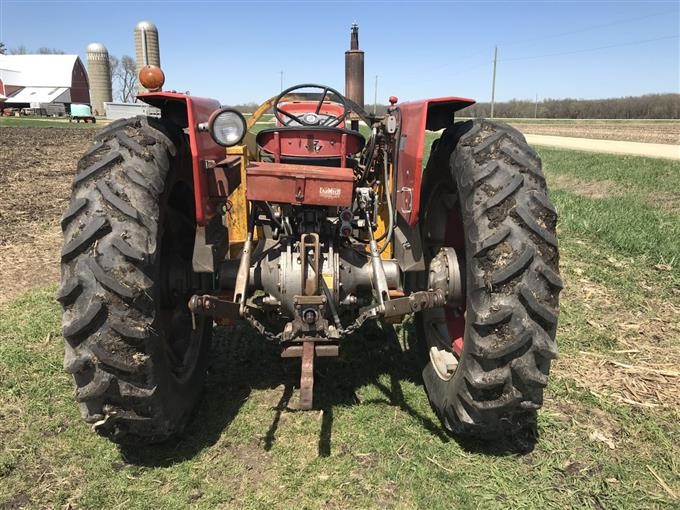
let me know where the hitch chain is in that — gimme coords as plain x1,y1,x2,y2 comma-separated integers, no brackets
243,305,374,343
243,308,284,343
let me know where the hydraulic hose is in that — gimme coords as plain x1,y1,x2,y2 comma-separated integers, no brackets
350,147,395,252
362,126,378,172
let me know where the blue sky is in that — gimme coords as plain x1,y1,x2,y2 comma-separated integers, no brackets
1,0,678,104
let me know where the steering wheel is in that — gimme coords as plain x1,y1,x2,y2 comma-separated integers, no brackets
274,83,349,128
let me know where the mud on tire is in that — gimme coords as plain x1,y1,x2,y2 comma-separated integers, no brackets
57,116,212,444
417,119,562,438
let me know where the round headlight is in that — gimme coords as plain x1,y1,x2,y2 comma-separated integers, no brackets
209,108,246,147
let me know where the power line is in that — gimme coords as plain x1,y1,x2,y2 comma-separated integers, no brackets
499,9,678,48
420,8,678,79
389,16,678,88
393,47,492,84
499,34,679,62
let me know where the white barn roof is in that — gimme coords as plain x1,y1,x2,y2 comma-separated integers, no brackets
0,54,81,87
5,86,70,104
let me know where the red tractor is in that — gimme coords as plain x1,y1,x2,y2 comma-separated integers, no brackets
58,26,560,444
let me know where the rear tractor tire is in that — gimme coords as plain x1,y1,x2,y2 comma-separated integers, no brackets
417,119,562,438
57,116,212,444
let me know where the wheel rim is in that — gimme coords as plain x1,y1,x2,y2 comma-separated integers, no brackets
159,182,205,382
421,183,466,378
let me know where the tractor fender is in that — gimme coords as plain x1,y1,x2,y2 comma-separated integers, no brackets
138,92,224,226
393,97,475,227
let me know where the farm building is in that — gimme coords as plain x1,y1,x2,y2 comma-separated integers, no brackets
0,54,90,110
104,101,160,120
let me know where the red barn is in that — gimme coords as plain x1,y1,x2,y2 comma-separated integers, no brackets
0,54,90,108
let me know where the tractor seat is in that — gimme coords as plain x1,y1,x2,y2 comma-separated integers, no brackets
256,126,365,167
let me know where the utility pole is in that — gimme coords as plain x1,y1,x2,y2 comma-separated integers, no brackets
534,93,539,118
280,71,284,92
373,75,378,115
490,46,498,119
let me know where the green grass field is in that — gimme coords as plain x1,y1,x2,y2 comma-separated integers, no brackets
1,146,678,509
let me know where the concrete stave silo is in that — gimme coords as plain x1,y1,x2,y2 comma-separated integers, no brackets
86,42,112,116
134,21,161,93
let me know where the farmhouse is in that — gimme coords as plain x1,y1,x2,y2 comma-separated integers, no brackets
0,54,90,109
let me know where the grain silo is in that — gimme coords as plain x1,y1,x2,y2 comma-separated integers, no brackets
134,21,160,92
86,42,112,116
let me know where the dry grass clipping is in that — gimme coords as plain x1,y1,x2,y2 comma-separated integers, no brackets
555,345,680,410
550,174,621,199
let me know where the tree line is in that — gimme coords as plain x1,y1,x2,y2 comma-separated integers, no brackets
458,94,679,119
226,93,678,119
2,44,65,55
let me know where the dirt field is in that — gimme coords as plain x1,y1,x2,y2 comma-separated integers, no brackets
511,121,680,145
0,127,96,306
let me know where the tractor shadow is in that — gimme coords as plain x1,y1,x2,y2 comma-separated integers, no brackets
262,320,453,458
310,321,537,458
121,320,535,466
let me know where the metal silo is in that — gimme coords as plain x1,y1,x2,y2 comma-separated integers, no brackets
134,20,161,92
86,42,112,116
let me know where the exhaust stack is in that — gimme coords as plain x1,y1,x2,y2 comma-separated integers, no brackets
344,23,364,130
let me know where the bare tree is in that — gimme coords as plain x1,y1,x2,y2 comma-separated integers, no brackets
111,55,138,103
36,47,65,54
108,54,119,79
7,45,65,55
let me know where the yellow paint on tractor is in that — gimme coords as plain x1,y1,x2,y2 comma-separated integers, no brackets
373,164,394,259
246,95,277,129
225,145,249,257
225,96,277,257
